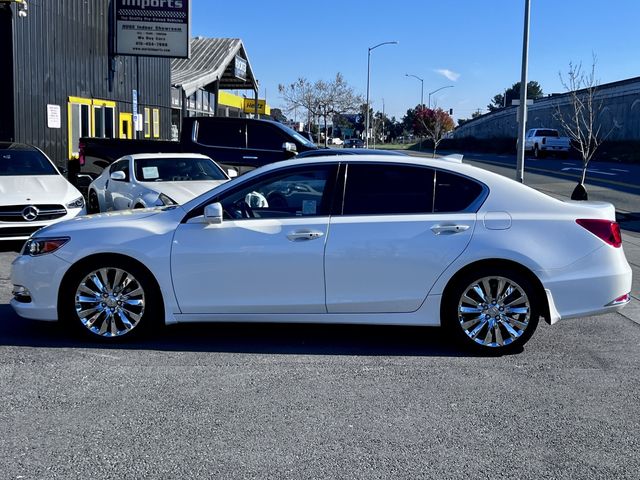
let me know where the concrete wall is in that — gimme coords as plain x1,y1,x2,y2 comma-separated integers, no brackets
454,77,640,141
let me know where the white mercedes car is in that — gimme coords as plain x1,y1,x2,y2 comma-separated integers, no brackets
0,142,86,241
87,153,230,212
11,155,632,353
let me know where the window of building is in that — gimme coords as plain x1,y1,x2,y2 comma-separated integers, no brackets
343,163,435,215
92,100,115,139
152,108,160,138
144,107,151,138
68,96,92,159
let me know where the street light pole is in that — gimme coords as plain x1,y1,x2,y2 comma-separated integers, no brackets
516,0,531,184
428,85,454,109
405,74,424,107
366,40,398,148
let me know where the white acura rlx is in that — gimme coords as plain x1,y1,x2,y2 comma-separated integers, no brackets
0,142,86,241
11,155,632,353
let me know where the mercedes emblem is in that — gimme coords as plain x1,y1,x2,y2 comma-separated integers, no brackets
22,205,39,222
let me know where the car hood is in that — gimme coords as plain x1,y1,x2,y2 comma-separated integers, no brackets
0,175,81,205
146,180,228,204
33,207,168,237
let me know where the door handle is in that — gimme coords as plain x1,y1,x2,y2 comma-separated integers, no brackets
287,230,324,241
431,224,470,235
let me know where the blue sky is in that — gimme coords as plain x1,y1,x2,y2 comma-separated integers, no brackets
192,0,640,122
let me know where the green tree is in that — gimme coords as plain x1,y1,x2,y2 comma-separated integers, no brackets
488,81,543,111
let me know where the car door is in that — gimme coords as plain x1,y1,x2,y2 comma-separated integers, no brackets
171,163,339,314
324,163,484,313
245,122,288,166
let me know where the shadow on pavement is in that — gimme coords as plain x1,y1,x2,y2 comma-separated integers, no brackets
0,304,507,357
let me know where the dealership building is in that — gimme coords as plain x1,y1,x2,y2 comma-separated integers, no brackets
0,0,266,173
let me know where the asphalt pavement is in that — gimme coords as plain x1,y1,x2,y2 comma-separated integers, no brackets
1,158,639,479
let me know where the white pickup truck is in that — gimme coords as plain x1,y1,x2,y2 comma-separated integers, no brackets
524,128,571,158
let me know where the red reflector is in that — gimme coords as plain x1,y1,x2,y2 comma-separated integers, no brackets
576,219,622,248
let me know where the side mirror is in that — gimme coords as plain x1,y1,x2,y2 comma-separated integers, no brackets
110,171,126,181
204,202,223,224
283,142,297,154
227,169,238,178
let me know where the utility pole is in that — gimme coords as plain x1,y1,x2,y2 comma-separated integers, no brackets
516,0,531,183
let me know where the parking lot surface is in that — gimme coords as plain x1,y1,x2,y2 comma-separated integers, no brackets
1,238,640,479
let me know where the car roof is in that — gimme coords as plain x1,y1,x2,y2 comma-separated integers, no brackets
0,142,40,151
296,148,406,158
124,153,214,160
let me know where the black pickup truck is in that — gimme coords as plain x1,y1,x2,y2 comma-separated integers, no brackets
77,116,319,181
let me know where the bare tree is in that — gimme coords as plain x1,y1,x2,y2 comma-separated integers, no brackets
415,107,455,157
554,55,618,199
278,78,317,136
279,73,363,147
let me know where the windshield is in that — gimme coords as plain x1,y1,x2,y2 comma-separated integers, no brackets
134,157,228,182
276,123,317,148
0,149,58,176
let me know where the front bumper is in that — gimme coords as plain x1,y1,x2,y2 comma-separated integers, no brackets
10,251,72,321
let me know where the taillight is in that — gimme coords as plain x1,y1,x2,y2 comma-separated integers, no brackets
576,219,622,248
78,141,86,166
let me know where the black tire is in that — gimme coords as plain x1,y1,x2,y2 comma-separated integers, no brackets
533,145,544,159
443,266,540,354
58,256,163,341
88,190,100,214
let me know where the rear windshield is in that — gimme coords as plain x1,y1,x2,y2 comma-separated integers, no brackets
0,149,58,176
134,157,227,182
536,129,559,137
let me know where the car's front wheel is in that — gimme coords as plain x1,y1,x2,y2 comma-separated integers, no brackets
59,257,162,340
88,190,100,214
444,267,540,353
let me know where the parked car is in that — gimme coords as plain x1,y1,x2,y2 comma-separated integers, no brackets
78,117,319,181
344,138,364,148
0,142,86,241
330,137,344,146
524,128,571,158
11,154,631,353
87,153,230,212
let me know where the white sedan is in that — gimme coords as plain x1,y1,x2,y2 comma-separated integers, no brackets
87,153,230,212
0,142,86,241
11,155,632,353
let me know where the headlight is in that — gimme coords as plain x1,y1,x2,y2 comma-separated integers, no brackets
66,196,85,209
157,193,177,206
23,237,70,256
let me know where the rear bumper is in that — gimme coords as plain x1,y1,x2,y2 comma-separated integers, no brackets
538,245,632,322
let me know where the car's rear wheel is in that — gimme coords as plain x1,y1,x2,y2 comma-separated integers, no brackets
88,190,100,213
59,258,161,340
444,267,540,353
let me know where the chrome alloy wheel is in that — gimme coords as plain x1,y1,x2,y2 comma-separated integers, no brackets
74,267,145,337
457,276,531,348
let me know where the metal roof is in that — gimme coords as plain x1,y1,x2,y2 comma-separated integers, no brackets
171,38,258,97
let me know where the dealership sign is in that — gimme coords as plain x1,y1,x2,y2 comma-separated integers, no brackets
114,0,190,58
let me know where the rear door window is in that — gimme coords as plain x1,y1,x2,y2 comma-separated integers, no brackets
342,163,435,215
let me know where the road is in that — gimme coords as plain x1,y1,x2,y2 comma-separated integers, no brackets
1,157,640,478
